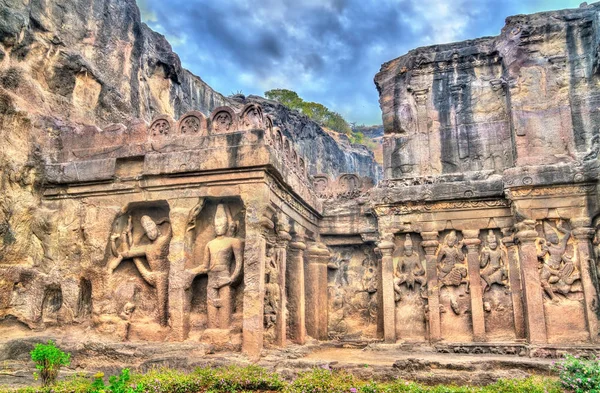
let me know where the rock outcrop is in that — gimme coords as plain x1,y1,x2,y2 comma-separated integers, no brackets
232,95,381,180
375,2,600,179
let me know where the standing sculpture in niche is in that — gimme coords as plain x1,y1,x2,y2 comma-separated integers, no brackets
188,203,244,329
108,215,172,327
393,234,426,302
264,246,279,330
437,231,468,290
480,230,508,292
537,222,580,302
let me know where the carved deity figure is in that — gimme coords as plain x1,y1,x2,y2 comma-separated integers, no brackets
537,222,580,302
480,230,508,292
437,231,468,289
108,215,172,327
264,247,279,329
188,203,244,329
393,234,426,302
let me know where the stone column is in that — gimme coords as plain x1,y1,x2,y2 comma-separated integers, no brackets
378,238,396,343
501,228,526,340
169,199,200,341
287,231,306,344
374,247,385,338
242,212,274,359
421,231,441,342
515,220,547,344
306,242,330,340
274,222,291,347
463,230,485,341
571,217,599,343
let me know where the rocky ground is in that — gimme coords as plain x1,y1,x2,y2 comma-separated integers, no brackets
0,326,556,389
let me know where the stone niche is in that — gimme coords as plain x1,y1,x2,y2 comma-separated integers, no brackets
392,233,427,341
327,245,379,340
96,200,172,341
184,198,246,348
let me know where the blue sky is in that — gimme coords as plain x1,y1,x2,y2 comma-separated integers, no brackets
137,0,584,125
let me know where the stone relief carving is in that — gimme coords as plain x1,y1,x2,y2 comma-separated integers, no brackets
107,213,172,327
393,234,426,302
241,104,264,130
177,111,207,135
264,245,279,331
480,230,508,292
313,174,373,200
149,116,173,137
437,231,468,290
537,221,581,302
210,107,237,133
186,203,244,329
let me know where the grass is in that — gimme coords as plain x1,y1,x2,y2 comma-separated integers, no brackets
0,365,562,393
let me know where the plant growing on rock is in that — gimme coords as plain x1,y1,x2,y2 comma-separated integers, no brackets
29,340,71,386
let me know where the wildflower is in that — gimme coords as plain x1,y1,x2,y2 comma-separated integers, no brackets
350,388,357,393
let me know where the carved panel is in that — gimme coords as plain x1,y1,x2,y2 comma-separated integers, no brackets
148,115,175,137
210,106,238,134
240,103,264,130
177,111,208,136
327,245,379,339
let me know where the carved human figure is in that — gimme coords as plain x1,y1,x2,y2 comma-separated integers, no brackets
480,230,508,292
214,112,233,132
537,222,580,302
188,204,244,329
393,234,426,302
437,231,468,289
108,215,172,327
264,247,279,329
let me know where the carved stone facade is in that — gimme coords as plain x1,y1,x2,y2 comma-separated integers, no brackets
3,2,600,361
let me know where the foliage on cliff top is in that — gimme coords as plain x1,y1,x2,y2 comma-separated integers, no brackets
264,89,368,144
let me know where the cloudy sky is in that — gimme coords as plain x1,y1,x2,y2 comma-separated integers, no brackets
138,0,583,125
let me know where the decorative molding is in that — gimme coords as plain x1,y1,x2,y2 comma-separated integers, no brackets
374,199,510,216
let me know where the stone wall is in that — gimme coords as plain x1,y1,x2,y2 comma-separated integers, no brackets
365,2,600,348
375,3,600,179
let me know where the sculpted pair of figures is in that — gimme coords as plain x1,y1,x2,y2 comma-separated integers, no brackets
106,200,244,330
537,222,580,302
108,214,172,327
437,231,468,290
186,200,244,330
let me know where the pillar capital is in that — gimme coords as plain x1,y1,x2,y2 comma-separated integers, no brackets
462,230,481,252
421,231,439,255
571,217,595,240
515,220,538,244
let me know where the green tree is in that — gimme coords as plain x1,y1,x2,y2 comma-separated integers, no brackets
264,89,303,110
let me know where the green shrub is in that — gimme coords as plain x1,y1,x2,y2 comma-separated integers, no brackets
554,354,600,393
30,340,71,386
284,368,357,393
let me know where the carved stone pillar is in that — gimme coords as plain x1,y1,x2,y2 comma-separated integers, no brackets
515,220,547,344
287,231,306,344
274,222,291,347
374,247,385,338
242,213,274,358
501,228,526,340
463,230,485,341
421,231,440,342
571,217,599,343
306,242,330,340
378,237,396,343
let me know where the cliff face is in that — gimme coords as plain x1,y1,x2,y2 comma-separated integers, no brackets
374,3,600,180
233,95,382,180
0,0,380,272
0,0,229,126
